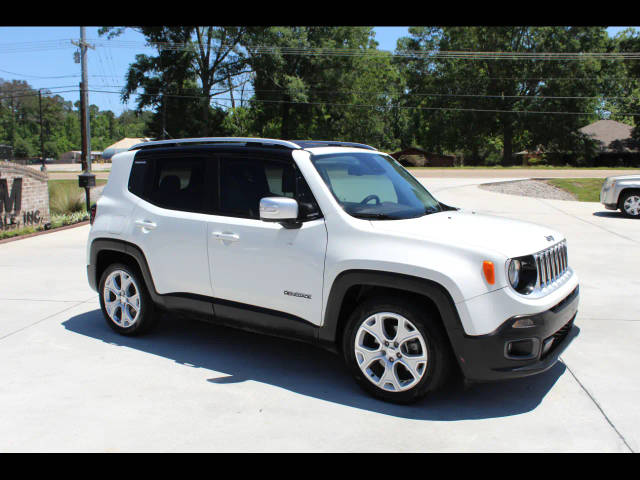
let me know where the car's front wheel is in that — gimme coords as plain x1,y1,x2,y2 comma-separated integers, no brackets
620,190,640,218
99,263,157,335
342,295,453,403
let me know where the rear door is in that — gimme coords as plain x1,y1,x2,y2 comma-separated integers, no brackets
129,151,215,297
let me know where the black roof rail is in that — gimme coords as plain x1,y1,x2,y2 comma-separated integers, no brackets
128,137,302,151
291,140,377,151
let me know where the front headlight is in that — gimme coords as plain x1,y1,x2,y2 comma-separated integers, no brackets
507,259,521,288
506,256,538,294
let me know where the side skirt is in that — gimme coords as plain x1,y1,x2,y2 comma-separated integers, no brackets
167,293,321,348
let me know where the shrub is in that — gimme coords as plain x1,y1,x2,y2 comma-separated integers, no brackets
50,211,89,228
0,226,38,240
49,181,86,215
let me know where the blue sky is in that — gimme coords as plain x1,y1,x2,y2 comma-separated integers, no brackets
0,26,634,115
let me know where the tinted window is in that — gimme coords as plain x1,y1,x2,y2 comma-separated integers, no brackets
128,158,148,198
147,157,207,212
218,156,321,220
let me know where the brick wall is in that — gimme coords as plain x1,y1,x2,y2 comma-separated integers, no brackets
0,162,50,231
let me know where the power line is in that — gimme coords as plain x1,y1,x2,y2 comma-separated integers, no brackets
3,38,640,61
0,39,75,53
88,39,640,61
0,67,80,79
93,84,640,101
0,89,78,101
87,88,640,116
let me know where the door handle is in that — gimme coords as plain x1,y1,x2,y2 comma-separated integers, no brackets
212,231,239,242
135,220,157,230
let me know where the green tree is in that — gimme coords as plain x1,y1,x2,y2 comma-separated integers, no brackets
245,26,405,149
100,26,252,138
397,27,610,164
0,78,154,159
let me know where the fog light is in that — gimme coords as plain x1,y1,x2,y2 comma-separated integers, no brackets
506,339,534,358
512,317,535,328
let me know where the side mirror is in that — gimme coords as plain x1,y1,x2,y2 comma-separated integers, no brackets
259,197,300,228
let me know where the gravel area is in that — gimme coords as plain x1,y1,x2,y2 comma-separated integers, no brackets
479,179,576,201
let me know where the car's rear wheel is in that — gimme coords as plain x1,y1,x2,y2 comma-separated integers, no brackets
342,295,453,403
99,263,156,335
621,190,640,218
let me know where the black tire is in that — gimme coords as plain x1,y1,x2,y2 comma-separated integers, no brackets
342,295,453,404
98,262,157,336
619,190,640,218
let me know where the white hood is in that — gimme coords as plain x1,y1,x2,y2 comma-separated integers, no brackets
370,210,564,259
607,174,640,181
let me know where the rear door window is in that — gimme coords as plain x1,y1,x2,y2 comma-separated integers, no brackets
146,157,208,213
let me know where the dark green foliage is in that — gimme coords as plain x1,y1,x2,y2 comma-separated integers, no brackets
3,27,639,166
0,79,149,159
397,27,620,165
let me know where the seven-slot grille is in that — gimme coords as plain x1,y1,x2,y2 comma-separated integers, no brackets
534,241,568,288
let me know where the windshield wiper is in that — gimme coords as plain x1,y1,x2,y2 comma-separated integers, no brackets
422,207,441,216
352,212,396,220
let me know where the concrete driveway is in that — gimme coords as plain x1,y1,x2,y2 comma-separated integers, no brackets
0,177,637,452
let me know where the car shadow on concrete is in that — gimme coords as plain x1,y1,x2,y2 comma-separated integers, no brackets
593,211,632,219
62,309,566,421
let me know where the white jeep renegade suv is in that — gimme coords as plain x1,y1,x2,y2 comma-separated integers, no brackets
86,137,579,403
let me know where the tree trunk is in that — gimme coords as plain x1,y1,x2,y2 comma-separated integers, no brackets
503,120,513,165
202,83,211,132
280,96,290,139
228,76,235,109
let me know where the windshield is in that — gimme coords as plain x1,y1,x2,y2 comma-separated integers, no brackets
310,151,442,220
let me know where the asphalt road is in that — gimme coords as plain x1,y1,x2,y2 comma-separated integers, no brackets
0,177,638,452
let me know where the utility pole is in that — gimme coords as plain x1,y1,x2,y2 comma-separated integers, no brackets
39,89,45,172
72,27,95,212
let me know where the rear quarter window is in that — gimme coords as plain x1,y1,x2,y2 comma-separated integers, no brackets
128,157,148,198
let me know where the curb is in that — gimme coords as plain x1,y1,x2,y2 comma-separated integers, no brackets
0,221,89,245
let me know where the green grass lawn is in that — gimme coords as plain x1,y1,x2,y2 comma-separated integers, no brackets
546,178,604,202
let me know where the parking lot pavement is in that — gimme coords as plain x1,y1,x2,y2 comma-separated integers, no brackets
0,178,637,452
428,178,640,453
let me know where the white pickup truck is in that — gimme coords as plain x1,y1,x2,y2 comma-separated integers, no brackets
600,175,640,218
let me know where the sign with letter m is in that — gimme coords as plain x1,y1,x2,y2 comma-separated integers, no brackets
0,178,22,214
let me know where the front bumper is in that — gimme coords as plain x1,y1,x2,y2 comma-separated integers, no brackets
600,184,618,209
454,285,579,382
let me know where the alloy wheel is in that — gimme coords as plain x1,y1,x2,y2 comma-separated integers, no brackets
354,312,428,392
103,269,141,328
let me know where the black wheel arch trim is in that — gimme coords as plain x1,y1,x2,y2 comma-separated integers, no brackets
89,238,160,302
618,187,640,209
318,269,468,363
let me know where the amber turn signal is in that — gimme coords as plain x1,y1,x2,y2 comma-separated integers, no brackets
483,261,495,284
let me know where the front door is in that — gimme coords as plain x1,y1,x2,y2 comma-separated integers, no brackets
207,154,327,325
